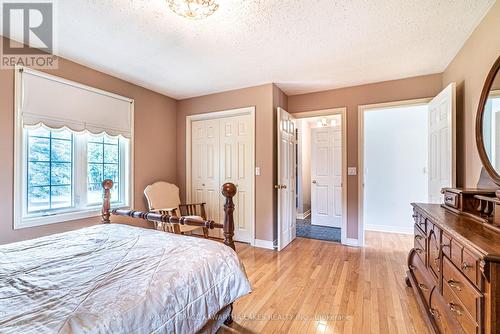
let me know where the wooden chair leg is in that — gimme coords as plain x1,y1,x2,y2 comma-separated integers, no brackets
203,227,209,239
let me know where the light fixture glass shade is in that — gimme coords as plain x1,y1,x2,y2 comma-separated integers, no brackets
167,0,219,20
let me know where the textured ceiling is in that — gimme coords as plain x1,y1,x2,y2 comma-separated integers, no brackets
4,0,495,99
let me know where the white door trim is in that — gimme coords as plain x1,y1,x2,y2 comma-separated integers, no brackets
186,106,256,246
292,107,348,245
357,98,432,247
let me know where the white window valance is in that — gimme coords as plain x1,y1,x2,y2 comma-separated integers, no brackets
18,67,133,138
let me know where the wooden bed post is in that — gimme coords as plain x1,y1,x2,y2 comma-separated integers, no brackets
221,183,237,251
101,179,113,224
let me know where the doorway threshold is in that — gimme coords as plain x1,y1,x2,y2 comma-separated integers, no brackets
296,219,341,242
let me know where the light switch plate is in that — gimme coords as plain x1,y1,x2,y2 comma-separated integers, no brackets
348,167,357,176
255,167,261,176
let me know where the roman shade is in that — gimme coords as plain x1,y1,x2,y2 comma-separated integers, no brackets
19,67,133,138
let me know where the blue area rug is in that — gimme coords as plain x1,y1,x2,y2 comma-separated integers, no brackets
296,219,341,243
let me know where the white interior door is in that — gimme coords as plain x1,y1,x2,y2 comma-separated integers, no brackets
191,119,222,238
277,107,296,251
311,123,342,228
219,114,253,243
428,83,456,203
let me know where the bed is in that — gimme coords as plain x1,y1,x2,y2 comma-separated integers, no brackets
0,181,251,334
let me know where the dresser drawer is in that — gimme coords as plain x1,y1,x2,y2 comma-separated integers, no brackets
413,210,427,233
414,224,426,262
429,228,441,279
430,289,457,334
443,191,459,209
443,283,478,334
450,239,464,269
461,248,480,287
410,250,435,307
443,257,482,321
442,232,452,259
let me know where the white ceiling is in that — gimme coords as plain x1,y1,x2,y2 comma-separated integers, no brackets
6,0,496,99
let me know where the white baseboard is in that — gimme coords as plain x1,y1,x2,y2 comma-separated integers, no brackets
365,224,413,235
343,237,360,247
296,210,311,220
254,238,275,250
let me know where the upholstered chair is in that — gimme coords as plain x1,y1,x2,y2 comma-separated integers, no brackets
144,181,209,238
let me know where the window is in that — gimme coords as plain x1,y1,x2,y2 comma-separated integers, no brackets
21,126,130,226
27,127,73,213
14,67,133,229
87,135,121,204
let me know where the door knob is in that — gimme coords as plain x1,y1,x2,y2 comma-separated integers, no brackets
312,180,317,184
282,185,287,189
274,185,281,189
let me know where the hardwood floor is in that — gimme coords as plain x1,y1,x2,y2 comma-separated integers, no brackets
221,231,430,334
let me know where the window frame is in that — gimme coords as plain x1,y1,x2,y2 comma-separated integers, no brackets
13,67,134,229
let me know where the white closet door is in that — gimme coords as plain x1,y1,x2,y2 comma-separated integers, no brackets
219,114,253,243
191,119,222,238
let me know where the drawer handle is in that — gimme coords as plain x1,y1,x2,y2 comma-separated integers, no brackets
429,308,441,319
415,248,424,254
461,262,471,270
447,279,462,291
418,283,429,291
445,196,454,202
448,303,463,316
415,235,423,241
412,214,418,219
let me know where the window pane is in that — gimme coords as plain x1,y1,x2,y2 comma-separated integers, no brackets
104,136,118,145
88,163,103,184
28,137,50,161
27,186,50,212
51,130,72,140
87,183,101,204
29,127,50,137
26,128,73,214
51,163,72,185
88,142,103,163
111,183,119,202
104,144,118,163
88,135,104,144
104,164,119,182
51,139,72,162
28,162,50,186
51,186,72,209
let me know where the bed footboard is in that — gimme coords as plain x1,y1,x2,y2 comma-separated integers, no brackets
101,180,237,251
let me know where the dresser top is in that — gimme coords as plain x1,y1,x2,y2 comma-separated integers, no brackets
412,203,500,262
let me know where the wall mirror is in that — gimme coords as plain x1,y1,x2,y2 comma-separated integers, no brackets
477,56,500,186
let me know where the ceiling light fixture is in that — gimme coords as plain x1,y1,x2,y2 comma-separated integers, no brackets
167,0,219,20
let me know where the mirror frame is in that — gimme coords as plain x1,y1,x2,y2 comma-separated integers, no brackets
476,55,500,186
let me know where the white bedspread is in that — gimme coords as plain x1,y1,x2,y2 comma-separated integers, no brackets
0,224,251,334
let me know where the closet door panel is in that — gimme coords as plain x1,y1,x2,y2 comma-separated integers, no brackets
192,119,221,238
220,115,253,243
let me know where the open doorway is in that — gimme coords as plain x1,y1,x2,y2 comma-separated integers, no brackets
358,84,456,245
295,110,346,243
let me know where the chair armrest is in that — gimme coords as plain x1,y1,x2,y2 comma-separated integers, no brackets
179,203,207,220
150,208,178,216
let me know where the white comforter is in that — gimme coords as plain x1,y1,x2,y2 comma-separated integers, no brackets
0,224,251,334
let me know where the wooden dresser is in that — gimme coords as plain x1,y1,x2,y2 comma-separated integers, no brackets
406,192,500,334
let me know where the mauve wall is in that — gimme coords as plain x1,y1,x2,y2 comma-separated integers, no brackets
287,74,443,239
442,0,500,188
0,37,178,244
176,83,287,242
